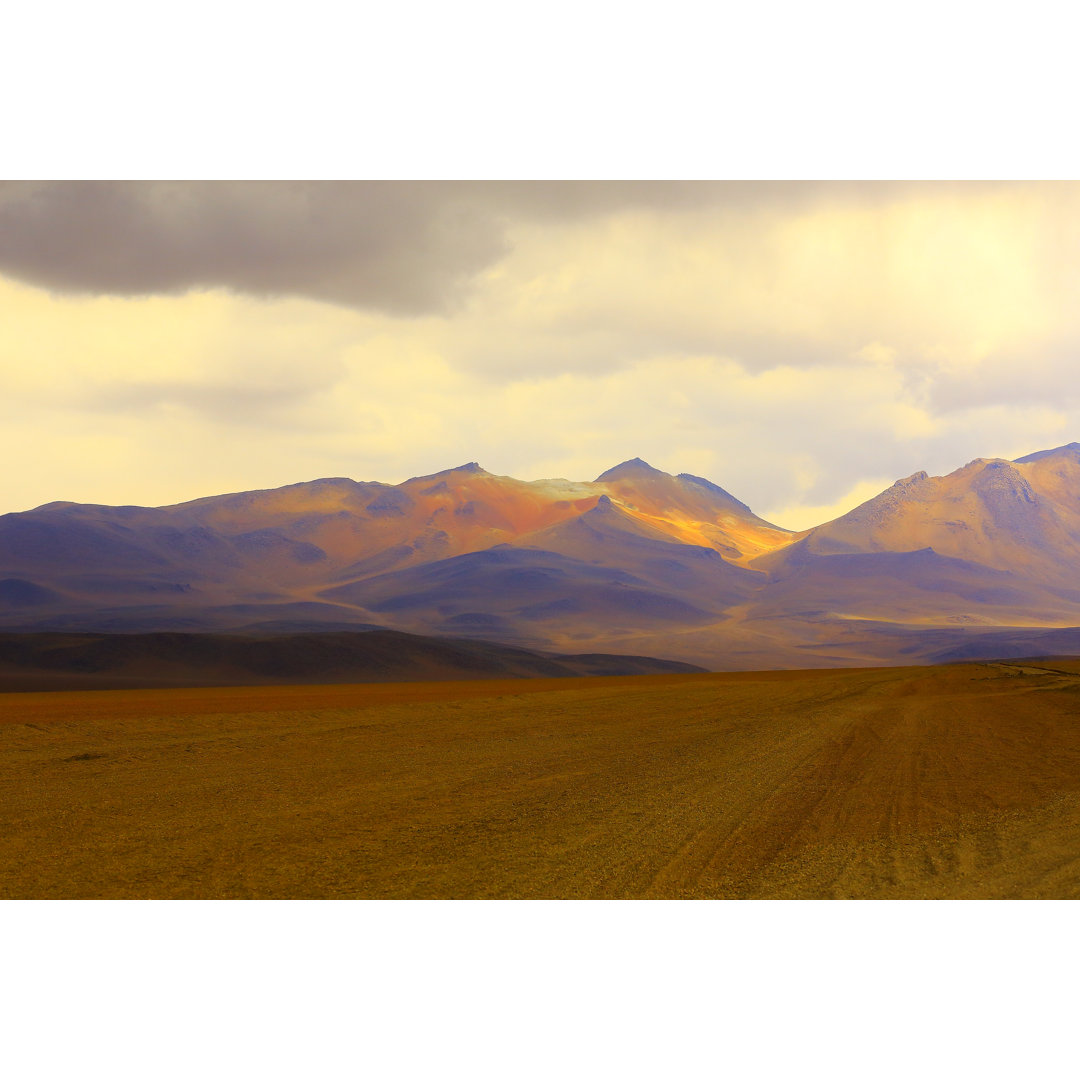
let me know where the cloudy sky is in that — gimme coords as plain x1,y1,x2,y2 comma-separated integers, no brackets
2,180,1079,528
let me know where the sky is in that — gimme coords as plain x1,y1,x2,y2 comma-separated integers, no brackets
3,180,1080,529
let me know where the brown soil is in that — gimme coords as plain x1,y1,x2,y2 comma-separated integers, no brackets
3,661,1080,898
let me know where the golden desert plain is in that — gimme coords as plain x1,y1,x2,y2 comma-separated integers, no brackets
4,659,1080,899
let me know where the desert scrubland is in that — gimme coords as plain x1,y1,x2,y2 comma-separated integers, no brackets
3,660,1080,899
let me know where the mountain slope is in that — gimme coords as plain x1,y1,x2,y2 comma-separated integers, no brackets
321,495,763,653
593,458,791,563
5,445,1080,670
0,458,781,639
733,444,1080,665
781,446,1080,579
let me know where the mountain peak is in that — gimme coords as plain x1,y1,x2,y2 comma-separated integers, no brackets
594,458,665,482
406,462,487,483
1013,442,1080,464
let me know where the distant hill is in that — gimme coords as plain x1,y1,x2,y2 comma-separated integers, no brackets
0,630,705,692
5,446,1080,669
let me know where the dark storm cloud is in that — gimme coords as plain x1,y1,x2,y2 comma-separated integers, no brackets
0,180,965,315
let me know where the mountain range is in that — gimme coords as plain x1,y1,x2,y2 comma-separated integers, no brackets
4,443,1080,668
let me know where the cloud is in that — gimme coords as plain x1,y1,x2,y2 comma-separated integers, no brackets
0,274,356,419
0,182,509,315
0,180,1025,322
3,296,1079,526
445,182,1080,383
0,181,746,315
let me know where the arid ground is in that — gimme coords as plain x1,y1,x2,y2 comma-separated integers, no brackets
4,660,1080,898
